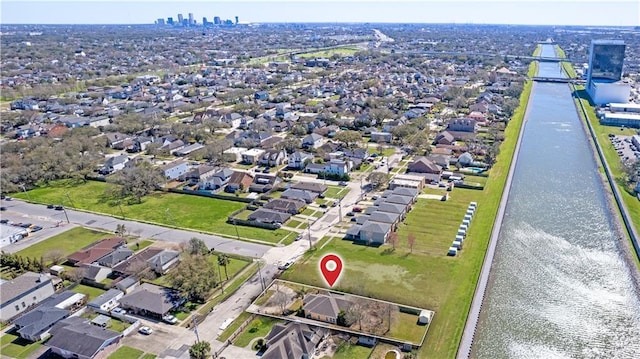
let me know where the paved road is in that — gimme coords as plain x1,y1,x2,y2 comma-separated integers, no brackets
1,199,271,258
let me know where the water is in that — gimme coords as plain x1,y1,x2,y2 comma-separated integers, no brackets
471,45,640,358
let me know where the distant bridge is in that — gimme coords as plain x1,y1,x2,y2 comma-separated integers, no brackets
531,77,585,84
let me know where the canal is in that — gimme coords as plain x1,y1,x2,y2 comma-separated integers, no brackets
471,44,640,358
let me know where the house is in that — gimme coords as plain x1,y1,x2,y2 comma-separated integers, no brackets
303,293,352,324
199,168,234,190
287,152,314,170
99,155,129,175
264,198,306,214
291,181,327,194
248,209,291,224
241,148,266,165
249,174,280,193
358,221,392,245
391,187,419,201
428,154,451,168
1,272,56,321
389,174,425,191
262,322,328,359
325,159,352,176
302,133,324,149
222,147,247,163
111,247,164,277
225,171,254,193
174,143,205,157
281,188,318,204
457,152,474,167
184,165,217,185
408,157,442,175
162,160,188,180
304,163,326,174
66,237,126,267
369,202,407,217
114,277,139,294
367,211,401,230
87,289,124,314
370,131,393,143
434,131,455,146
146,250,180,274
80,264,112,283
259,149,288,167
118,283,184,319
447,118,477,133
12,291,86,342
96,248,134,268
46,317,121,359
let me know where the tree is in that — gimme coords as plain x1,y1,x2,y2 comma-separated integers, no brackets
44,249,66,265
115,224,127,237
623,159,640,185
169,255,219,302
217,254,230,280
65,267,86,283
407,233,416,253
277,136,302,154
344,299,366,330
367,172,389,191
127,259,156,281
333,130,363,149
273,290,289,314
109,161,164,203
189,341,211,359
187,238,209,256
387,232,398,251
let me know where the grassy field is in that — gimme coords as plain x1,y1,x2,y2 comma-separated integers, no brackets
218,311,253,342
13,180,292,244
107,346,144,359
233,316,281,347
0,333,42,359
325,340,374,359
197,262,259,315
324,186,350,199
281,69,535,357
16,226,113,260
295,46,360,59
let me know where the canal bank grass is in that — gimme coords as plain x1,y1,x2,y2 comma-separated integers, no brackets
573,86,640,268
13,180,292,244
16,226,113,260
281,74,535,358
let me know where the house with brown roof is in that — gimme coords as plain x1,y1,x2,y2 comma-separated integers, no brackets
407,157,442,175
111,247,163,277
225,171,254,193
66,237,126,267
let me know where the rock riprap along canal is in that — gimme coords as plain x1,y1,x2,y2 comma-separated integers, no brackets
471,44,640,358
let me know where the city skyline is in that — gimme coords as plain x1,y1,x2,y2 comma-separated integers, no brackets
1,0,639,26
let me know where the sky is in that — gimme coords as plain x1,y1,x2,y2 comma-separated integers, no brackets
1,0,639,26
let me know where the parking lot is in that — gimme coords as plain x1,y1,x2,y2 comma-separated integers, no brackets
610,135,640,164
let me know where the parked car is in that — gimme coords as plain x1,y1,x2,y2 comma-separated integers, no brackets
162,315,178,324
47,204,55,209
338,181,348,186
30,226,43,233
54,205,64,210
19,223,32,228
4,197,12,201
319,203,328,208
0,219,9,224
0,207,6,211
111,308,127,315
331,201,338,207
350,217,358,222
295,234,303,241
278,261,293,270
139,326,153,335
346,212,355,216
352,207,363,212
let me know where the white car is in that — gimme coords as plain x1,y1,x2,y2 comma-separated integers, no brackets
162,315,178,324
111,308,127,315
139,326,153,335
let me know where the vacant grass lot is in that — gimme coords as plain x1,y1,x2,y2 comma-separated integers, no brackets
324,186,350,199
296,46,360,59
282,72,535,357
13,180,292,244
16,226,112,260
72,283,106,301
233,316,281,347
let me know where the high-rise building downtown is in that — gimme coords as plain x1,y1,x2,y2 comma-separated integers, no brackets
177,13,183,24
586,40,630,105
188,13,194,26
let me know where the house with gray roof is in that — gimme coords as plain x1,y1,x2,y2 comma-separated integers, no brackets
359,221,392,245
80,264,112,283
303,294,352,325
99,155,129,175
146,250,180,275
118,283,184,319
248,209,291,224
96,248,134,268
281,188,318,204
12,291,85,342
262,322,328,359
264,198,306,214
46,317,121,359
291,181,327,194
87,288,124,313
0,272,55,322
287,151,314,170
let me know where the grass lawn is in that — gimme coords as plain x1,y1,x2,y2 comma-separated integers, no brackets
282,67,535,357
233,316,281,347
324,186,350,199
107,345,144,359
13,180,292,244
16,226,112,261
287,219,303,229
140,354,157,359
0,333,43,359
209,254,252,282
218,311,253,342
128,239,154,252
328,340,374,359
72,284,106,301
295,46,360,59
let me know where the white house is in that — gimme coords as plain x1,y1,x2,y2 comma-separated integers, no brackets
87,289,124,313
0,272,55,321
241,148,266,165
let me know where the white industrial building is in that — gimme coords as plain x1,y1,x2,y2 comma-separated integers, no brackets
1,224,28,248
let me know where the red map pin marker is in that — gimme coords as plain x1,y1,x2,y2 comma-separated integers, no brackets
320,254,343,287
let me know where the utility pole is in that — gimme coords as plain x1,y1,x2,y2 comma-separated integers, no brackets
62,207,70,224
233,219,240,240
307,224,312,249
338,198,342,219
191,316,200,343
20,183,31,201
64,192,76,209
256,260,266,291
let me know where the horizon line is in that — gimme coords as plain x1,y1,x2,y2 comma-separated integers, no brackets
2,22,639,27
